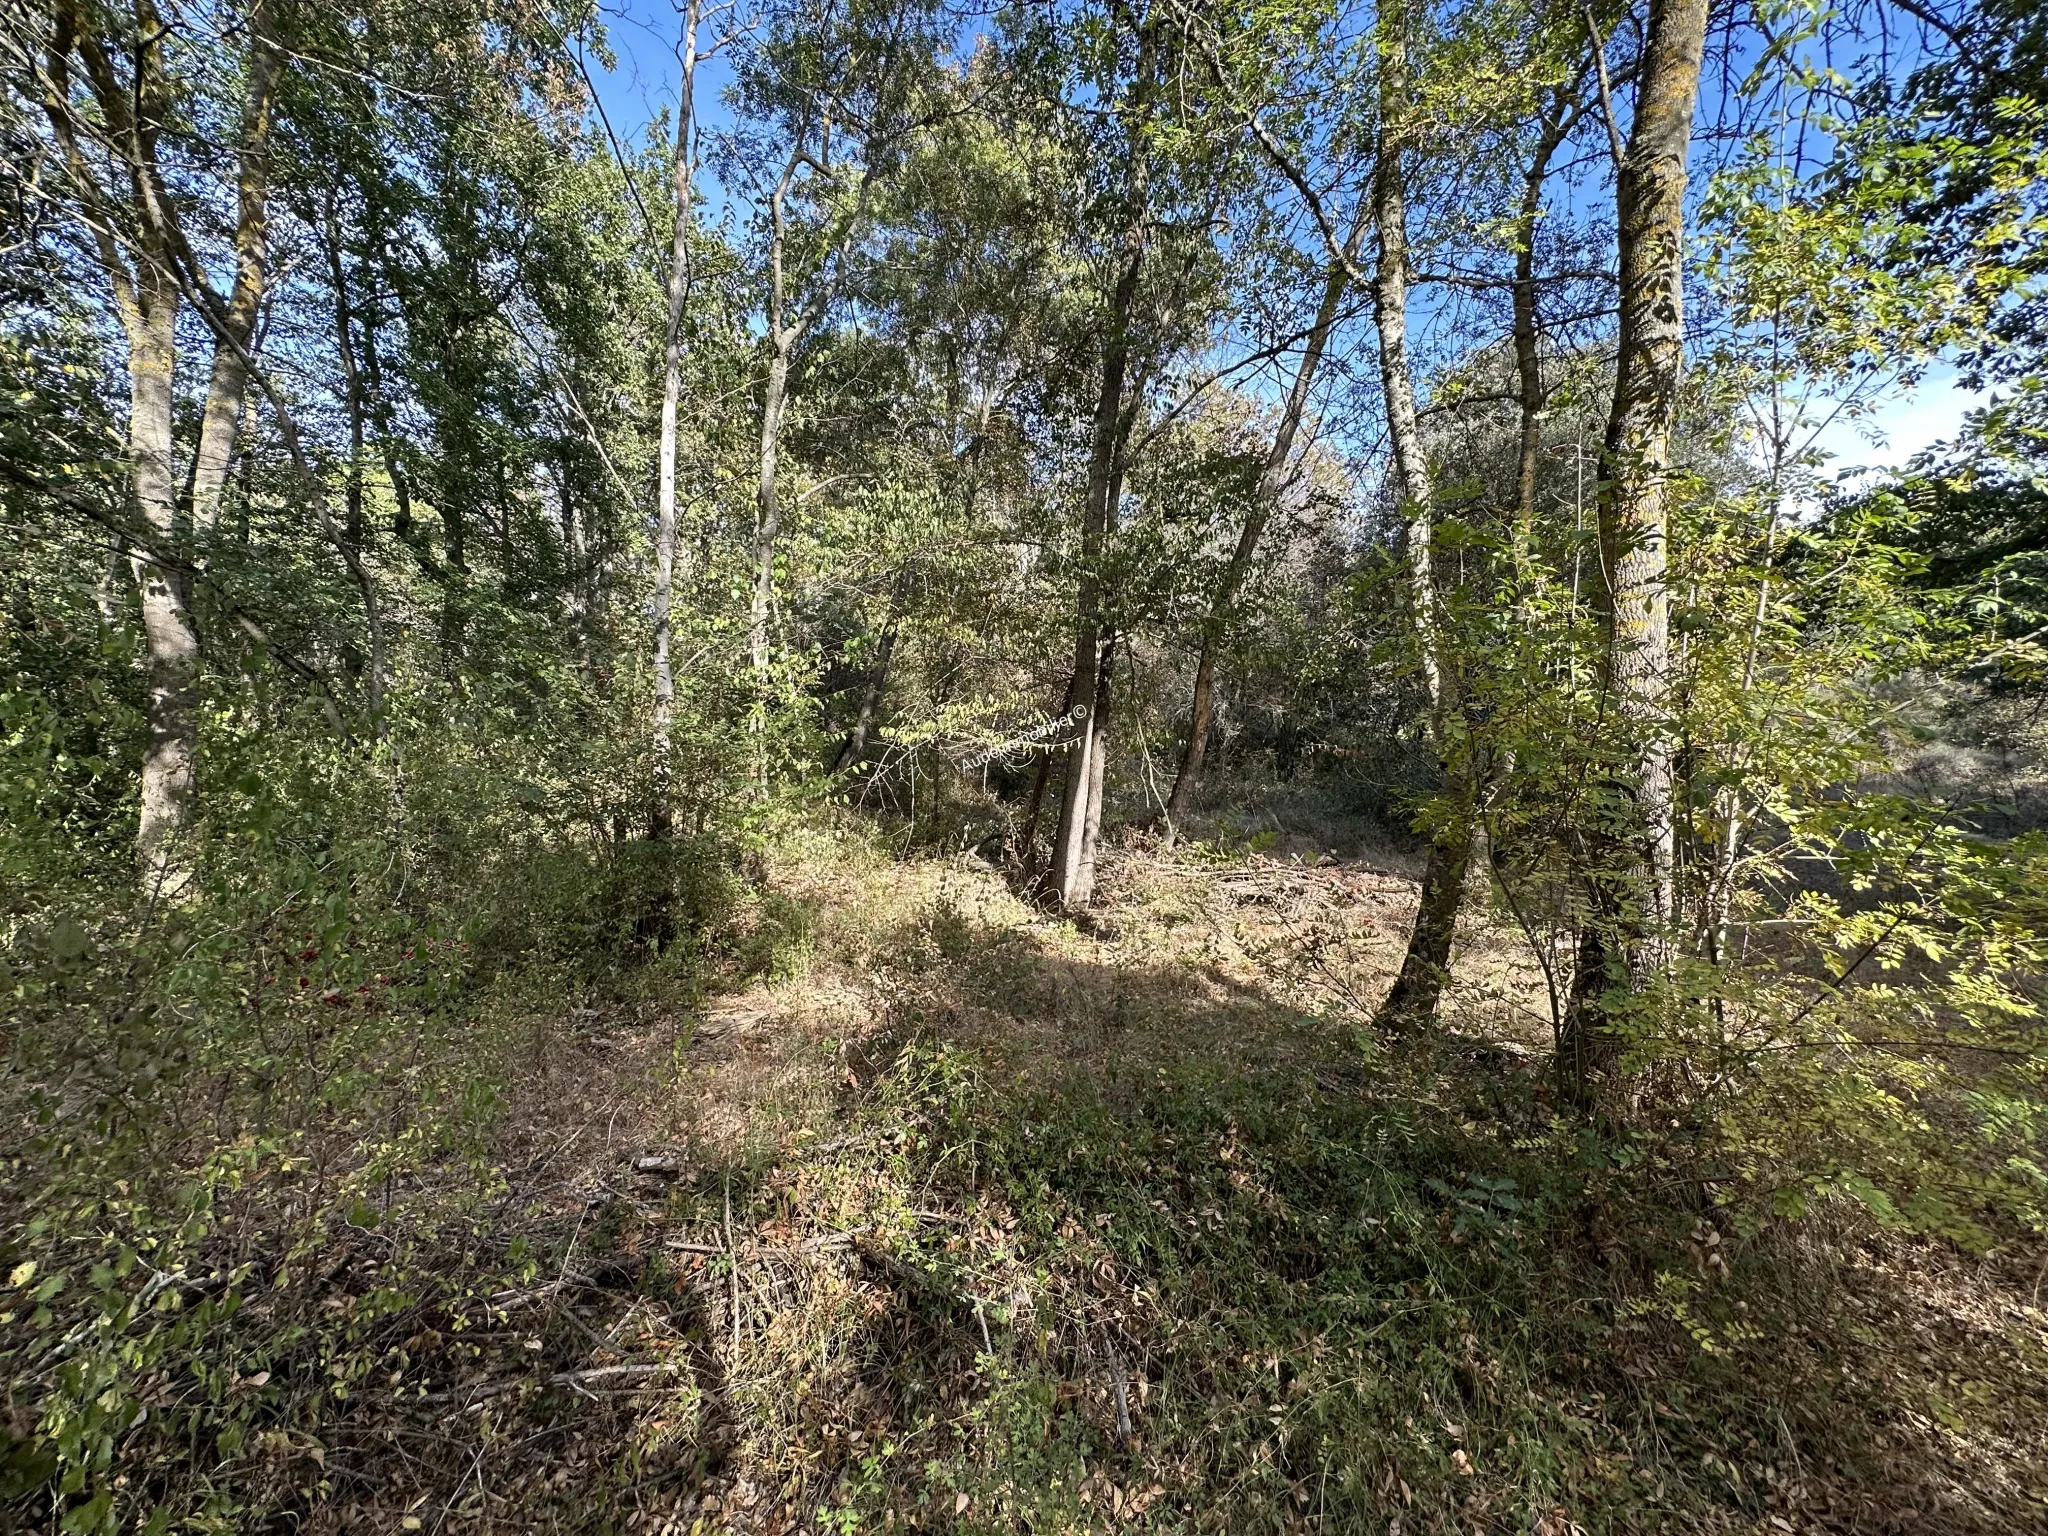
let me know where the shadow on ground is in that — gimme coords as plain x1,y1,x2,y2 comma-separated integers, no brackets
271,848,2046,1535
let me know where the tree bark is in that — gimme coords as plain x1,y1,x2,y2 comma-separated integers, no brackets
40,1,274,892
832,563,913,776
1370,0,1469,1031
832,621,899,776
1558,0,1709,1100
323,197,367,550
187,0,279,532
750,132,817,697
321,208,389,732
752,343,791,682
1048,22,1152,911
1512,92,1575,535
127,263,199,898
1371,6,1439,709
1074,630,1115,901
652,0,704,839
1164,232,1357,840
1378,811,1475,1024
353,242,416,548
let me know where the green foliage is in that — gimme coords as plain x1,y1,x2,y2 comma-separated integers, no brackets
4,0,2048,1524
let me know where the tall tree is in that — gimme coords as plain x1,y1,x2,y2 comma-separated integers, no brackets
36,0,282,894
1371,0,1479,1031
1164,230,1361,837
735,0,942,692
1558,0,1710,1096
652,0,708,839
1045,9,1157,910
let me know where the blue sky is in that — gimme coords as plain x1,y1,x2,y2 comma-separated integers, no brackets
581,0,1983,482
585,0,713,144
1809,368,1989,476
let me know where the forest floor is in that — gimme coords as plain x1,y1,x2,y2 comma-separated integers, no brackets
288,827,2048,1536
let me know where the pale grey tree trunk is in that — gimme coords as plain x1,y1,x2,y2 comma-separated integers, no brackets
1048,347,1133,910
1048,24,1153,911
126,266,199,899
652,0,704,838
1560,0,1709,1100
188,0,279,532
42,6,275,892
1371,7,1438,711
1371,2,1475,1032
752,344,792,683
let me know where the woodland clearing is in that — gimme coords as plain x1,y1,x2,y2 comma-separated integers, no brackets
85,826,2034,1536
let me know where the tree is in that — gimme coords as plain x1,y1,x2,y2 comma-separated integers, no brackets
1044,10,1157,910
1558,0,1711,1099
1162,244,1358,837
32,0,282,896
730,0,947,696
652,0,711,839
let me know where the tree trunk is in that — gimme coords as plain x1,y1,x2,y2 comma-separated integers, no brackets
41,4,272,891
1372,1,1468,1031
354,259,417,549
1512,94,1573,535
1048,24,1152,911
651,0,703,839
1017,663,1083,878
1165,645,1219,836
1378,810,1475,1025
750,136,812,697
127,264,199,898
321,197,392,733
1371,6,1438,706
752,344,791,684
187,0,279,532
1558,0,1709,1101
833,620,899,776
1165,238,1356,840
1074,631,1115,902
325,203,366,549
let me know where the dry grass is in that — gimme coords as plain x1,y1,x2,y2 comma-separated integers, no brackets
269,824,2046,1536
14,824,2044,1534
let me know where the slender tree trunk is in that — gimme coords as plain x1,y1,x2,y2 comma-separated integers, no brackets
1048,389,1127,912
833,621,899,775
320,199,393,733
1373,7,1438,704
750,136,812,699
326,214,366,550
187,0,279,532
1048,25,1152,911
354,265,416,549
1706,493,1783,965
1166,646,1220,837
752,344,791,683
1165,237,1356,840
1558,0,1709,1100
1512,96,1573,535
1371,2,1469,1031
42,4,273,890
1017,662,1082,877
1073,630,1115,900
833,563,912,775
651,0,703,839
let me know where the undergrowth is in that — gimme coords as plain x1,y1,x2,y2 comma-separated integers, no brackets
4,830,2045,1533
